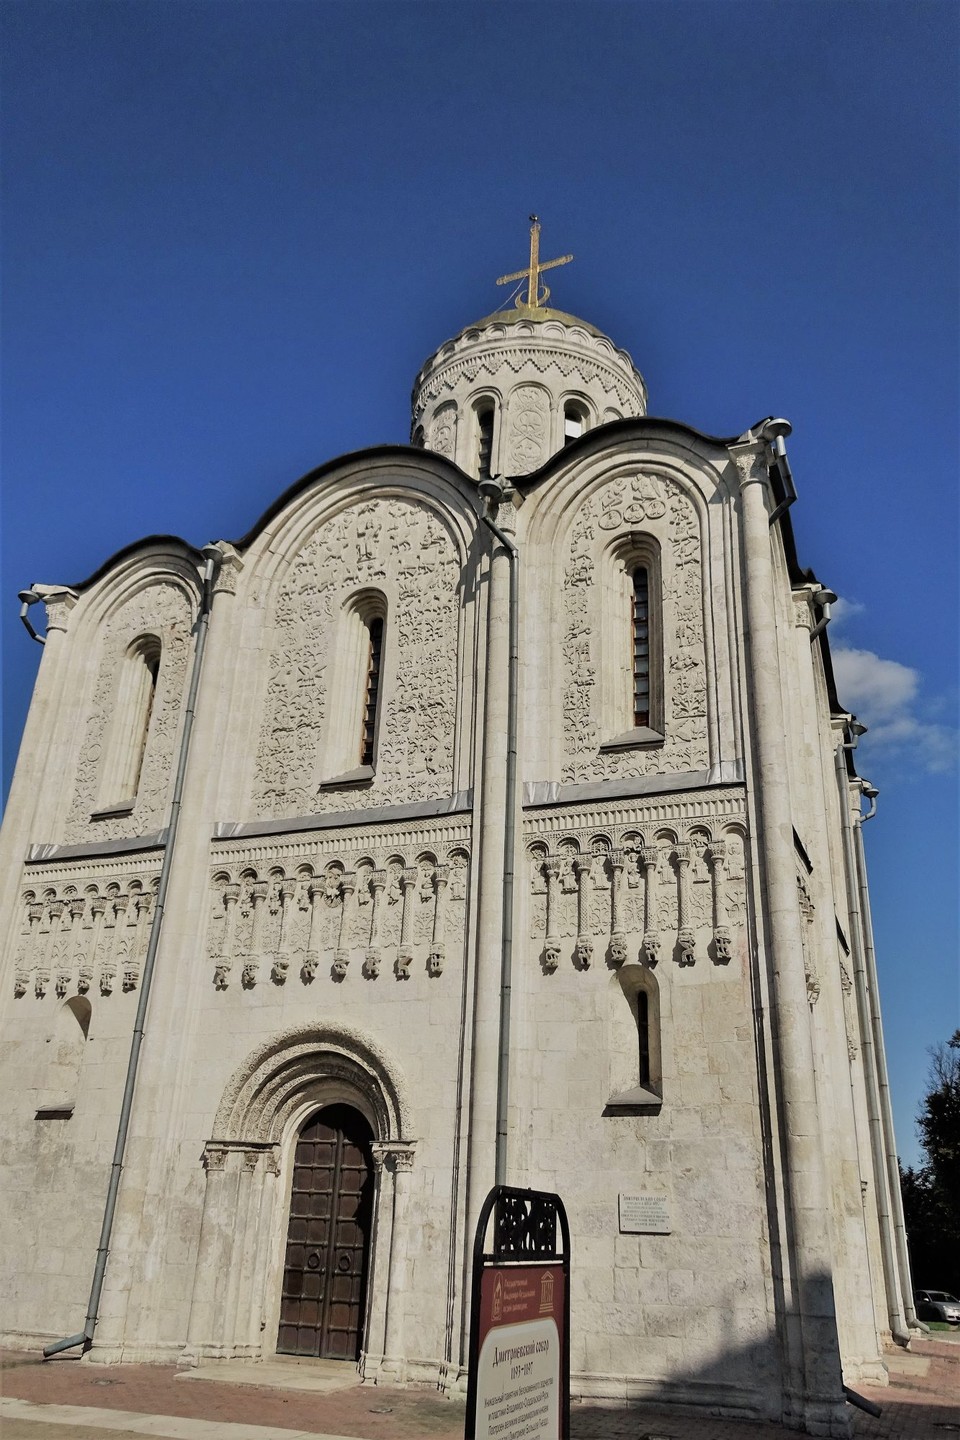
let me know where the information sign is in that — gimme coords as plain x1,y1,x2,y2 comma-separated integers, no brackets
618,1192,671,1234
465,1187,570,1440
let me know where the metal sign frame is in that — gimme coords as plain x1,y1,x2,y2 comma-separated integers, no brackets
465,1185,571,1440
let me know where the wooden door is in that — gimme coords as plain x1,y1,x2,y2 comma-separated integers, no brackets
277,1104,374,1359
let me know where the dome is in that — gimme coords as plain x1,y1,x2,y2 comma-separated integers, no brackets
410,303,647,481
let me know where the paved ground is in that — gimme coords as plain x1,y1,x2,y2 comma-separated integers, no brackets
1,1335,958,1440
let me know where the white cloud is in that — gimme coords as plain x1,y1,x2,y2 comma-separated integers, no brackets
830,596,866,628
832,646,957,775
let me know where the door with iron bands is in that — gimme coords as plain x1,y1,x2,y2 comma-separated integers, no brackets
278,1104,374,1359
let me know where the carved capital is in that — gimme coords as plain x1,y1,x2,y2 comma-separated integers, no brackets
542,941,561,973
241,960,258,988
223,884,241,907
729,440,768,491
575,937,593,969
340,871,357,896
213,962,230,990
640,846,659,871
642,931,661,968
203,1144,227,1173
47,900,65,921
55,971,70,998
34,584,79,633
77,966,92,995
122,967,139,993
209,541,244,596
371,1141,417,1174
250,883,268,905
135,894,152,916
608,848,625,872
271,957,289,985
27,904,44,925
90,897,108,917
401,867,418,891
280,879,297,902
69,899,86,920
673,843,692,869
364,948,381,978
302,953,319,982
369,870,387,893
706,841,727,868
573,856,592,878
100,967,114,995
395,946,413,978
427,946,445,977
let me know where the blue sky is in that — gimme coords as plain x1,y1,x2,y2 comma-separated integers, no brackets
2,0,957,1166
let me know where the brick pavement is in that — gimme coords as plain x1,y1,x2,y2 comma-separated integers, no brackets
1,1337,958,1440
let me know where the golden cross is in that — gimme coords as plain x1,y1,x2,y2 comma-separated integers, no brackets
496,215,574,311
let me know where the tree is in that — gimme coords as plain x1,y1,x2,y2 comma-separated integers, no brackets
900,1030,960,1296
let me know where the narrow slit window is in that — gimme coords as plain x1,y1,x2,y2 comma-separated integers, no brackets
477,405,494,480
360,616,384,766
95,635,161,811
637,990,650,1086
563,405,585,446
632,568,650,728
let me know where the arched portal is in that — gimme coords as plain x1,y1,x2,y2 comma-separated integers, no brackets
278,1104,374,1360
181,1022,416,1375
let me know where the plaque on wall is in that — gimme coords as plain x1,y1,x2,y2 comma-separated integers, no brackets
618,1193,671,1234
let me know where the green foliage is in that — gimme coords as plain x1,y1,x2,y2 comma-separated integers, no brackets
901,1031,960,1296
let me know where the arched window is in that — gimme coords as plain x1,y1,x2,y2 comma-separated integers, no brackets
360,616,384,767
36,996,92,1119
606,966,662,1113
563,402,588,446
476,402,495,480
94,635,161,814
321,593,388,787
632,567,650,728
599,538,663,748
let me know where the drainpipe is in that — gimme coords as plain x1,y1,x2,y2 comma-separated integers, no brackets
478,477,519,1189
757,418,797,528
18,589,46,645
808,588,838,643
833,744,911,1347
853,783,919,1329
43,544,222,1359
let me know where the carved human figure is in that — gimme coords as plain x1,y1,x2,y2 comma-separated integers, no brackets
674,843,696,966
214,884,240,989
542,856,561,971
242,882,269,987
396,867,418,978
607,849,627,966
573,856,593,968
365,870,387,977
707,841,733,963
333,872,357,978
428,865,449,976
271,878,297,984
640,846,661,966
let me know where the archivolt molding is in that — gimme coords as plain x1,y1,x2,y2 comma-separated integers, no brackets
211,1019,414,1145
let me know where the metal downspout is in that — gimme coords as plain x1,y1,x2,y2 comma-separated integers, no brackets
833,746,910,1347
43,547,221,1359
852,813,919,1329
480,499,518,1190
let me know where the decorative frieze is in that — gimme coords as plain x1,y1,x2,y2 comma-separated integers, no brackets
10,858,162,1000
525,799,747,972
204,828,471,988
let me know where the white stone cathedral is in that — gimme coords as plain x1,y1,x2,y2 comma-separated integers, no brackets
0,228,915,1435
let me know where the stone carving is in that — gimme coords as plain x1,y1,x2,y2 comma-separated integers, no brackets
201,833,470,991
429,404,457,460
561,473,708,785
67,581,195,842
526,811,746,977
254,499,461,819
508,386,550,472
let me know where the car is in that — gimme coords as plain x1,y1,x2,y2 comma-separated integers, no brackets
914,1289,960,1324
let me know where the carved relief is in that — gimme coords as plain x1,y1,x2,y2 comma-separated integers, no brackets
507,386,550,473
11,863,161,999
66,582,195,842
561,473,708,784
525,804,748,977
203,831,471,989
254,499,461,817
428,404,458,460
